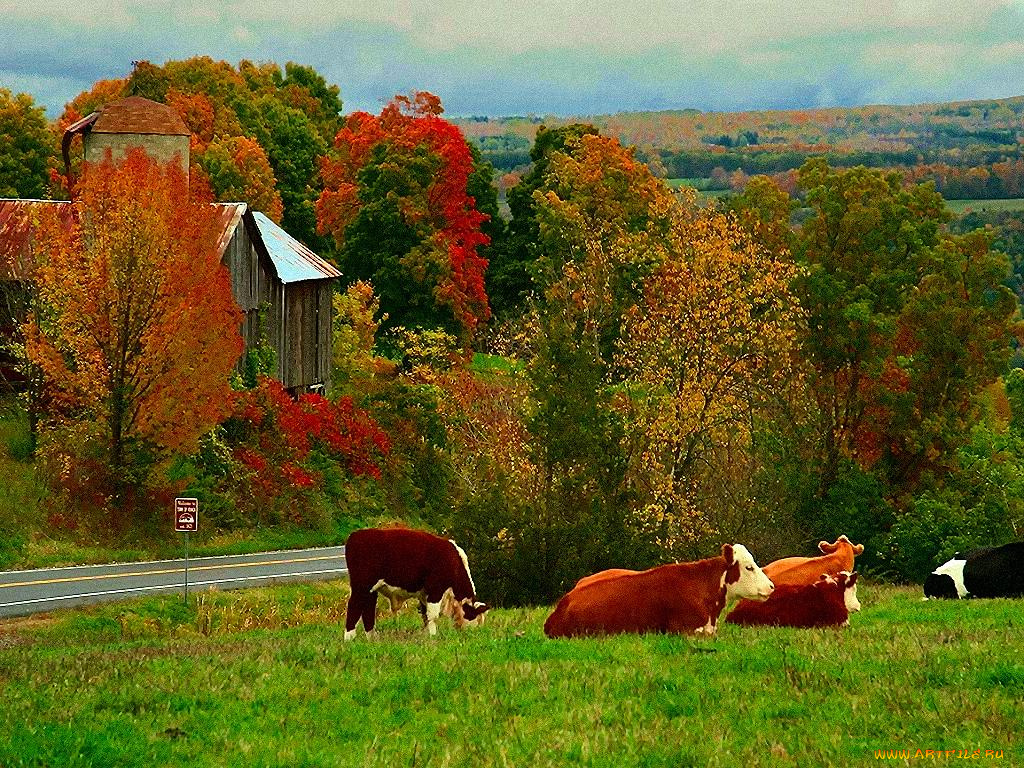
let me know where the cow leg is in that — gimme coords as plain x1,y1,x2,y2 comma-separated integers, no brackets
423,600,442,636
361,592,379,635
345,591,366,641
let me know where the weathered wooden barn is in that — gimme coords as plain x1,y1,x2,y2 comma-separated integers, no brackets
1,96,341,395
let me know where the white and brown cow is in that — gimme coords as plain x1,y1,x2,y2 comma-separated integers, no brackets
344,527,489,639
726,571,861,628
762,535,865,587
543,544,774,638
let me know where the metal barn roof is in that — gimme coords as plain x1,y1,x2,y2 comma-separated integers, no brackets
0,200,339,286
250,211,342,284
0,200,72,280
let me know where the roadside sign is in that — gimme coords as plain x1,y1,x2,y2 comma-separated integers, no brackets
174,498,199,605
174,498,198,532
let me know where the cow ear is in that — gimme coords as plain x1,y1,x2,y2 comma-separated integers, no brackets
721,544,735,565
852,543,865,555
819,540,838,554
848,572,859,586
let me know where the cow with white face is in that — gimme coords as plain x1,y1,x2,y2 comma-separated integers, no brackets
727,571,860,628
343,528,489,639
544,543,774,638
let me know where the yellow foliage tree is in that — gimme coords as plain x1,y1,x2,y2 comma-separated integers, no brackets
616,208,805,557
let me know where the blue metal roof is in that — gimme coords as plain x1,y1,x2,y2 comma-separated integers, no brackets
250,211,341,284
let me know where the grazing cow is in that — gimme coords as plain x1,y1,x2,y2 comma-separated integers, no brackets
543,544,774,638
344,527,489,639
763,535,865,587
726,571,860,628
924,542,1024,599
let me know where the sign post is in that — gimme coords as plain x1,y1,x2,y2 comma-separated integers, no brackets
174,498,199,605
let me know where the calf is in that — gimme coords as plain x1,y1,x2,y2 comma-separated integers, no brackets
344,527,489,639
763,535,865,587
726,571,860,628
544,543,774,638
924,542,1024,599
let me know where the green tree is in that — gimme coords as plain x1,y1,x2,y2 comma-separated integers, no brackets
0,90,53,199
794,159,1019,510
486,123,600,314
317,94,491,343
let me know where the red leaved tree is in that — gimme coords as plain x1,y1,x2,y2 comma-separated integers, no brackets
317,92,490,342
28,149,243,520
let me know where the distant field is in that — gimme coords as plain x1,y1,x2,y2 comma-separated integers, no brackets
666,178,731,202
1,581,1020,766
945,198,1024,214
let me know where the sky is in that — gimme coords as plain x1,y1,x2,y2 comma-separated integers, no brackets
3,0,1024,118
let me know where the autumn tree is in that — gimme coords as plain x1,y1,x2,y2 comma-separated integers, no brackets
28,149,243,520
503,135,682,597
196,135,284,222
0,90,54,199
487,123,600,314
616,207,804,558
317,92,492,342
789,160,1020,553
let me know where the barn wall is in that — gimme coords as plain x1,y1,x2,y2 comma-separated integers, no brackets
84,134,189,174
222,220,276,378
280,281,332,393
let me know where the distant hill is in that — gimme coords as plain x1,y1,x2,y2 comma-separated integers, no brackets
456,96,1024,200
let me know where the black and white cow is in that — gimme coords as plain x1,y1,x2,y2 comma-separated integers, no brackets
924,542,1024,599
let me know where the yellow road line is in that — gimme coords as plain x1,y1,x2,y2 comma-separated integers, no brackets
0,555,345,590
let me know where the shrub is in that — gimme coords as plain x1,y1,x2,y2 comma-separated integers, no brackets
178,377,391,532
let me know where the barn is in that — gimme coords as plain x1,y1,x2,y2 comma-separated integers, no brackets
1,96,340,395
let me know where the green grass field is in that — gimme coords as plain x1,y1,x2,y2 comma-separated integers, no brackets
945,198,1024,215
1,581,1019,767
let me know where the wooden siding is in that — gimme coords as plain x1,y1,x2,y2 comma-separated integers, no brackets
220,212,335,393
280,281,332,392
221,217,273,378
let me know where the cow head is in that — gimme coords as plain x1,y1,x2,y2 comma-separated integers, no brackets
818,535,865,556
446,597,490,629
722,543,774,601
924,557,968,599
835,571,861,613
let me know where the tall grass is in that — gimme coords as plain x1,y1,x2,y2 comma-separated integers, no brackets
0,582,1019,767
0,402,43,569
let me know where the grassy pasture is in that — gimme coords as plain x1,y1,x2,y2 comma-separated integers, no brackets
944,198,1024,215
1,581,1020,767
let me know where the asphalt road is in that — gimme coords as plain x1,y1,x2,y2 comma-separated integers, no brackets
0,546,348,619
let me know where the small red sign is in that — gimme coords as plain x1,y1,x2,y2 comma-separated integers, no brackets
174,497,199,532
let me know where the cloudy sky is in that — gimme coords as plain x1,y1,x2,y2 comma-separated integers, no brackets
3,0,1024,117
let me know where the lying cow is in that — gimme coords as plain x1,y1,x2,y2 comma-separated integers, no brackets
573,568,637,590
924,542,1024,599
544,544,774,638
726,571,860,628
344,527,489,639
763,535,865,587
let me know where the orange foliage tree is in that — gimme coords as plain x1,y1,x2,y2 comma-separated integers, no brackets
28,149,243,516
317,92,490,343
195,135,284,223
